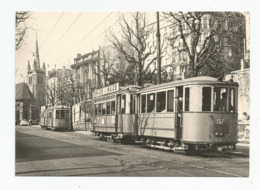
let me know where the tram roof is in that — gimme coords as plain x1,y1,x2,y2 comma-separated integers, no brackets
46,105,70,110
139,76,238,93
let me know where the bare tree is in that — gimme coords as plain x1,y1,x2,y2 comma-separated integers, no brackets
16,11,30,50
106,12,160,86
163,12,245,78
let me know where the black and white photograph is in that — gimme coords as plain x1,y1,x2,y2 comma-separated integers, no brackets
1,0,260,189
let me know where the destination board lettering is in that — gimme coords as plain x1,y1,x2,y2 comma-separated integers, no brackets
93,83,119,97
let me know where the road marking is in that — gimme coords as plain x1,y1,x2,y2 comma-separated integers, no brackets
189,164,242,177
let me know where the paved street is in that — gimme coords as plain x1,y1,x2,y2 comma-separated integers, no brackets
16,125,249,177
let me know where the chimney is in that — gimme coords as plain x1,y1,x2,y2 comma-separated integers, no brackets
77,53,81,58
63,66,66,69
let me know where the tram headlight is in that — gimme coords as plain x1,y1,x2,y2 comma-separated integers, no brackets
215,132,219,136
220,132,224,137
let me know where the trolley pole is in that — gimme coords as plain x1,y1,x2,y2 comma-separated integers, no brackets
156,12,161,84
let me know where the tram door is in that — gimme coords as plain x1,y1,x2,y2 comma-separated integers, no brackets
116,94,121,134
175,86,183,140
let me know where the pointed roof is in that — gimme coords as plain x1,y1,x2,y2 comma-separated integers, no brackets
16,83,34,101
35,32,40,69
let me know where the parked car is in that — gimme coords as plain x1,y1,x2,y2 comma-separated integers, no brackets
29,120,38,125
20,119,30,126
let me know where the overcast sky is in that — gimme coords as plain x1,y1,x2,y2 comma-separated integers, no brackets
15,12,158,83
16,12,118,83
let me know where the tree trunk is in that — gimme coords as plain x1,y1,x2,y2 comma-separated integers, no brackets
70,106,73,131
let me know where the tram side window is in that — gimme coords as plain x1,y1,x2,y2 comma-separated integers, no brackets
167,90,174,112
229,88,236,112
95,104,98,115
117,95,121,113
202,87,211,111
121,95,126,114
130,95,136,114
141,94,146,113
156,91,166,112
66,110,69,119
185,88,190,111
102,103,106,115
48,111,52,118
147,93,155,113
213,87,227,111
106,102,111,115
111,101,115,114
56,110,60,119
98,104,102,115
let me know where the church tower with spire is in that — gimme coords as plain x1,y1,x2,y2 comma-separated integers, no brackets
26,32,46,121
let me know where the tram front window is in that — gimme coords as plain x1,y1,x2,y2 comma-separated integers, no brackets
156,91,166,112
56,110,60,119
61,110,65,119
229,88,236,112
213,87,227,111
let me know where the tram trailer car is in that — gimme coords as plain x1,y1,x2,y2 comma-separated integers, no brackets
93,85,140,142
93,76,238,150
40,105,70,131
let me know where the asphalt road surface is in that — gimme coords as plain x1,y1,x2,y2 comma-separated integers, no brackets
15,125,249,177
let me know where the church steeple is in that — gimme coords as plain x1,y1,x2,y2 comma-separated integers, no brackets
42,62,46,72
35,32,40,69
27,60,31,73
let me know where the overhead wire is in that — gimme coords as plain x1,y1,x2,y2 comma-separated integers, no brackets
50,12,114,65
43,12,83,59
40,12,65,49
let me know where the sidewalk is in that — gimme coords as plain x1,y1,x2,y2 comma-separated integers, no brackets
74,130,93,135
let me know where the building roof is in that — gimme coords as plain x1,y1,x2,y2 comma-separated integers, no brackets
16,83,34,101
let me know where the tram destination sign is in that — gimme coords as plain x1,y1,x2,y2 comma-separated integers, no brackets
93,83,119,97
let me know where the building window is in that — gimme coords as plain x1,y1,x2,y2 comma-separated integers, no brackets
203,18,208,29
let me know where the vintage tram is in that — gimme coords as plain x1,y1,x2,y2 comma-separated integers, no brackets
40,105,70,131
93,76,238,150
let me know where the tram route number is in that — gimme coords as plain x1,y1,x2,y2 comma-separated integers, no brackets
216,119,224,125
